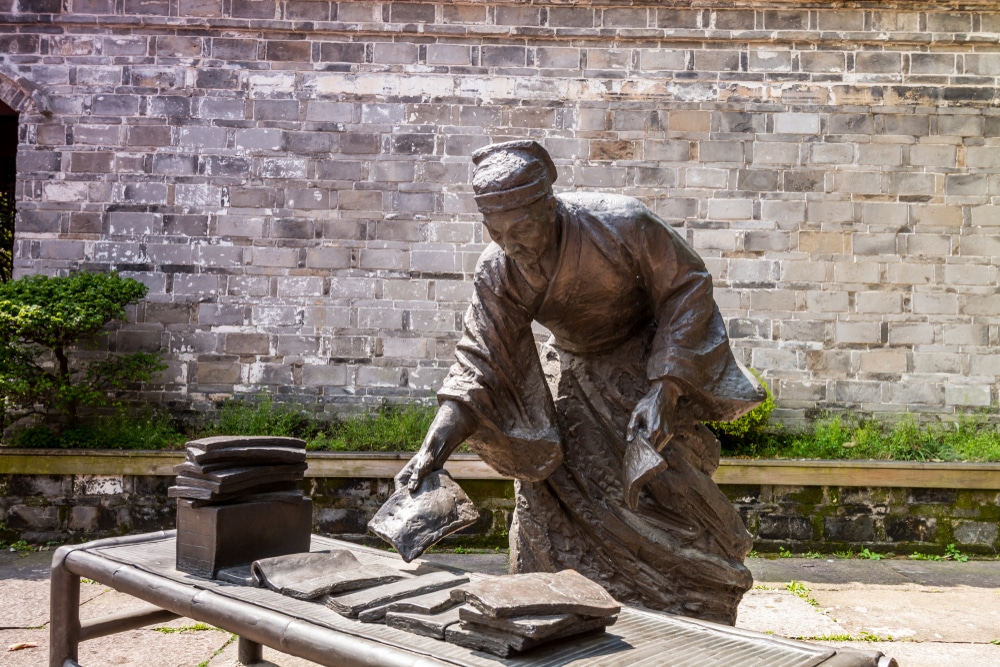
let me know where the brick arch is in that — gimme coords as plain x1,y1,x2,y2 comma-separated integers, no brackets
0,62,52,116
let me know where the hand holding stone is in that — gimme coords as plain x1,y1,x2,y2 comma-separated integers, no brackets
395,400,477,493
626,378,682,452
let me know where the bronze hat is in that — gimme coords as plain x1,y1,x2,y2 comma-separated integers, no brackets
471,140,558,213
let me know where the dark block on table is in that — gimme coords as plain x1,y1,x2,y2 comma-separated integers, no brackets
176,496,312,578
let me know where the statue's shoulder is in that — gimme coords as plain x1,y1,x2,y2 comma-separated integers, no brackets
474,241,506,272
557,192,660,240
557,192,651,220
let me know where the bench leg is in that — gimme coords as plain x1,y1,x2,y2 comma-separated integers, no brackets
238,636,263,665
49,547,82,667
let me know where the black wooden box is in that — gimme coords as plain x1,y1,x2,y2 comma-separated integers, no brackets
175,497,312,578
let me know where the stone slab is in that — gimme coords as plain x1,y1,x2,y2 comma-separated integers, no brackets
185,436,306,454
450,569,620,618
368,469,479,563
173,466,306,496
384,605,464,639
446,615,613,657
322,569,468,618
188,446,307,466
385,586,460,615
251,549,404,599
458,606,603,641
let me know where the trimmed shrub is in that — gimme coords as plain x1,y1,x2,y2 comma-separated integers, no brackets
0,272,164,431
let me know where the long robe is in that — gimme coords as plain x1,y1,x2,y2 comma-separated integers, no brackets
438,193,763,625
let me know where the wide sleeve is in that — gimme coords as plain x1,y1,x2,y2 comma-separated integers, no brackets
633,211,764,422
437,246,563,481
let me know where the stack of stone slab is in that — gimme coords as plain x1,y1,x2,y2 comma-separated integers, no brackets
248,548,473,626
443,570,621,658
251,550,405,599
168,435,307,505
172,436,312,578
323,569,470,622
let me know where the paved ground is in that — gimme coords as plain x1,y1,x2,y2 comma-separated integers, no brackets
3,546,998,666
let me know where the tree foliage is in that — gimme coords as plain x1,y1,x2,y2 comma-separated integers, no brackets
706,369,777,454
0,272,165,430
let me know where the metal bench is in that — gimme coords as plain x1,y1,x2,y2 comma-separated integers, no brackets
49,530,895,667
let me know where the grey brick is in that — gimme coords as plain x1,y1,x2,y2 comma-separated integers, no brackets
318,42,366,63
235,129,285,152
254,100,300,121
482,46,526,67
549,7,595,27
230,0,276,19
390,3,435,23
197,98,246,121
206,155,251,178
265,40,311,62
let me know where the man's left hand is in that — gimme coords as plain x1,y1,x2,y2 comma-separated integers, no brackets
626,378,683,451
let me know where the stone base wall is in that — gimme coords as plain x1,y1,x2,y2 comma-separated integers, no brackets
2,1,1000,421
3,472,997,555
727,484,1000,555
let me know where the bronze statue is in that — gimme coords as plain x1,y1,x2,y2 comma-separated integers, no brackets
395,140,764,625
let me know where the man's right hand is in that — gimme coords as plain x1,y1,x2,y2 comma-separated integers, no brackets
394,400,477,492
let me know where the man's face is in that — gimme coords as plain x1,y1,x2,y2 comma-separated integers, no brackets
480,197,556,266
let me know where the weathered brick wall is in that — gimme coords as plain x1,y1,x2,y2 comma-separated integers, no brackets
2,1,999,421
3,471,997,556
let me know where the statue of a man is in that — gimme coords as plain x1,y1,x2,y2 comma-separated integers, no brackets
396,140,764,625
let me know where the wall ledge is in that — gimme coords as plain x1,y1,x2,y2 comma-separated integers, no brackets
2,450,998,489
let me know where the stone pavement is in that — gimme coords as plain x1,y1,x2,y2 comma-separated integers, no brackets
3,547,999,667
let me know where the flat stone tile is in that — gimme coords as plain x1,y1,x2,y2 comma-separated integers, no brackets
809,586,1000,643
1,626,230,667
736,588,848,639
76,626,231,666
1,569,105,628
0,628,48,667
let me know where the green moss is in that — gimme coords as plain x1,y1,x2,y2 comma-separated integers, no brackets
720,485,762,502
976,504,1000,521
789,487,824,507
955,491,975,510
457,480,515,502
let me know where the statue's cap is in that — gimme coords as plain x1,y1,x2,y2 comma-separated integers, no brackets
471,140,557,213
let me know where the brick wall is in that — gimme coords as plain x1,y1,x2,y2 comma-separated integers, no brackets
2,1,999,422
